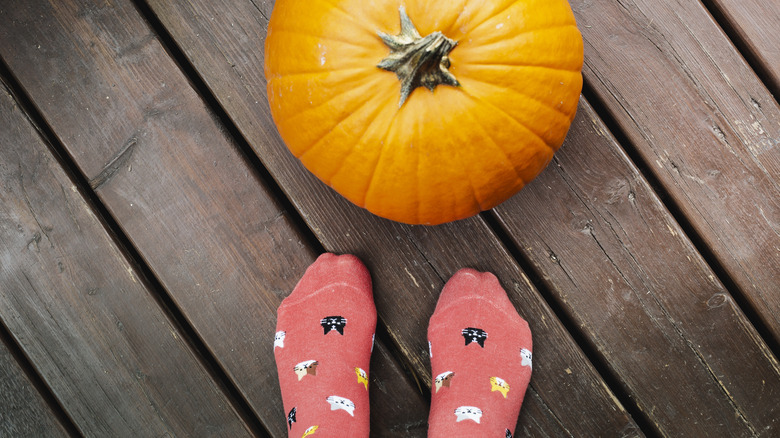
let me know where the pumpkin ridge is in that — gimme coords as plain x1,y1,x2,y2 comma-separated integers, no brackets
437,0,471,38
266,67,371,81
300,90,392,183
413,109,423,224
459,85,557,154
459,63,580,73
296,93,385,160
311,0,375,34
455,64,581,114
458,74,574,119
462,0,523,37
456,25,583,71
279,75,383,121
451,136,490,214
271,28,372,50
464,23,578,47
272,75,385,155
464,59,583,72
361,108,400,209
459,98,527,192
424,97,485,214
465,23,580,47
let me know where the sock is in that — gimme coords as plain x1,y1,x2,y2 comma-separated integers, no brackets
274,253,376,438
427,269,533,438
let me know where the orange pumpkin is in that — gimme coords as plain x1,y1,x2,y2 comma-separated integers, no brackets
264,0,584,225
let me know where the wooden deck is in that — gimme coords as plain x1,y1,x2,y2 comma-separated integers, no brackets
1,0,778,436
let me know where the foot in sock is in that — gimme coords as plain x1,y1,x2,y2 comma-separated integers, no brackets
274,253,376,437
427,269,533,437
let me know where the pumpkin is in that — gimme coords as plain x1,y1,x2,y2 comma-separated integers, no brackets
264,0,584,225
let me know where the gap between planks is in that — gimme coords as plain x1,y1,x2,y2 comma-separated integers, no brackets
698,0,780,101
0,310,80,437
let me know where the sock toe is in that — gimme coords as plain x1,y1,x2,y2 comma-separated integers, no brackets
431,268,524,330
427,269,532,438
283,253,373,308
274,254,376,437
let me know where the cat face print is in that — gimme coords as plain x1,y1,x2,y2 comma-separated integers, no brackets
294,360,318,380
287,407,296,429
434,371,455,393
355,367,369,390
454,406,483,423
520,348,532,369
462,327,488,347
320,316,347,335
326,395,355,416
274,331,286,349
490,376,510,398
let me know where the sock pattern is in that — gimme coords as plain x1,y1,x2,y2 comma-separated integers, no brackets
274,254,376,438
427,269,533,437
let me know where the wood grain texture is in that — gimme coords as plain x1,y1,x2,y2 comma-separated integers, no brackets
142,0,641,435
495,99,780,436
0,1,427,435
704,0,780,96
571,0,780,343
0,82,251,437
0,336,70,438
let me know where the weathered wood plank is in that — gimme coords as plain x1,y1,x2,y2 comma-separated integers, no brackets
704,0,780,96
0,1,428,436
571,0,780,343
0,81,252,437
142,0,641,435
0,334,70,438
495,99,780,436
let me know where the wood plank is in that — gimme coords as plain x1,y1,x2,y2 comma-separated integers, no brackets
142,0,641,435
571,0,780,343
704,0,780,96
0,81,251,436
0,334,70,438
0,1,428,436
495,99,780,436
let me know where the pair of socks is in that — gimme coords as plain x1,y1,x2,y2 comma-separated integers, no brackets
274,253,532,437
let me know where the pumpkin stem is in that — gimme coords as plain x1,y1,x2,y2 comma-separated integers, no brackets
378,6,460,108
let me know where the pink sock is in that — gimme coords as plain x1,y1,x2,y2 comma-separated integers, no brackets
274,253,376,437
427,269,533,437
